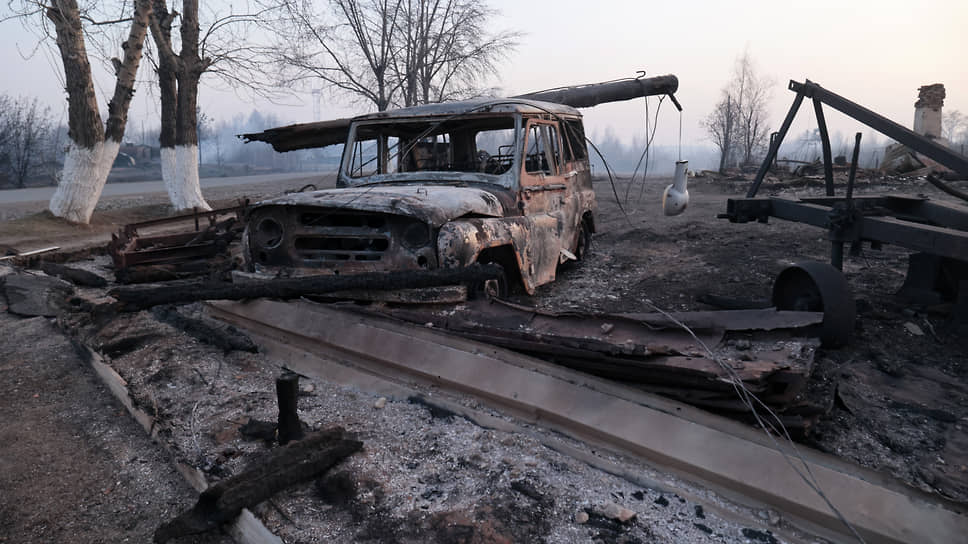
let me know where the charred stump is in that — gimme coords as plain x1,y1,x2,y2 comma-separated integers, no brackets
276,371,304,445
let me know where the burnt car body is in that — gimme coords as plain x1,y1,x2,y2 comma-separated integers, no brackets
243,98,596,295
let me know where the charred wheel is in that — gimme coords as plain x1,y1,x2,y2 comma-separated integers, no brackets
772,260,855,347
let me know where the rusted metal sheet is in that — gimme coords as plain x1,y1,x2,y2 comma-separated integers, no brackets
344,299,817,413
240,118,352,152
107,203,247,283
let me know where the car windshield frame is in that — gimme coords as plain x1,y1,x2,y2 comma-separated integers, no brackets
338,114,523,189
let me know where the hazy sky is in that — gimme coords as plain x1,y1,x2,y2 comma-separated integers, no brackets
2,0,966,157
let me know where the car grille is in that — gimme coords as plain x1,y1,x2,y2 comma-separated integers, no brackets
294,212,390,263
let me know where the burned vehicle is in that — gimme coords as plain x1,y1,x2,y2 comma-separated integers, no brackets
242,75,679,295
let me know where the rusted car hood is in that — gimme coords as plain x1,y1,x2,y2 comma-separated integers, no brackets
256,184,506,227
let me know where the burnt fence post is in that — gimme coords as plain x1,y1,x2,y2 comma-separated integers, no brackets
276,371,304,445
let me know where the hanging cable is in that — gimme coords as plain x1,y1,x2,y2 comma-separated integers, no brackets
641,299,867,544
678,108,683,162
623,95,665,205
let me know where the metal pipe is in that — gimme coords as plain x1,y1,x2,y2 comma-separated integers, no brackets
514,75,679,109
813,98,835,196
846,132,862,201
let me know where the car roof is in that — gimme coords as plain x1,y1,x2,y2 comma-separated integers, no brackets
241,98,581,152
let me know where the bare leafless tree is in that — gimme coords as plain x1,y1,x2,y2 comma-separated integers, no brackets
270,0,517,112
148,0,211,209
392,0,518,107
4,0,152,223
0,95,55,188
702,50,774,173
271,0,403,111
730,50,774,167
943,110,967,144
702,92,737,174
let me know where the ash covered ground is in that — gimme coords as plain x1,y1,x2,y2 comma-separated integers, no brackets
1,172,966,542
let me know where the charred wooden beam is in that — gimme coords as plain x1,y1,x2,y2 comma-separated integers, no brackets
39,261,108,288
109,264,503,311
154,427,361,543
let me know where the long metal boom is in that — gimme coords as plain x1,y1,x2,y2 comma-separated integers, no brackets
514,75,679,108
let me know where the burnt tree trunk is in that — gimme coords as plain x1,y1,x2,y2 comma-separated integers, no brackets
109,263,504,311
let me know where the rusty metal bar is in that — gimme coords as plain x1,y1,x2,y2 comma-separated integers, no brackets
847,132,862,201
723,197,968,261
747,93,805,198
812,98,835,196
121,202,246,233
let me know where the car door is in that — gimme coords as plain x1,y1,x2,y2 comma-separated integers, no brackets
519,120,568,285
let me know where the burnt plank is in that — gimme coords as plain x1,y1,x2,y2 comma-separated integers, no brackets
154,427,361,543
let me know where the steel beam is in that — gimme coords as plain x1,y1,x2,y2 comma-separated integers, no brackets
747,94,805,197
725,197,968,261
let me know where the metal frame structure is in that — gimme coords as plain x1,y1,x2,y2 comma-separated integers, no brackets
722,80,968,274
721,80,968,315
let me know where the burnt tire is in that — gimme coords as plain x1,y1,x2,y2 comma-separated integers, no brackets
468,263,508,300
575,218,592,261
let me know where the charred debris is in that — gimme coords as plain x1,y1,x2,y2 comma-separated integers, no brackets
5,74,967,422
2,73,968,540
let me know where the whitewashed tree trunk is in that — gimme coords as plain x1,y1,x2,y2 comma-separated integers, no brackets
48,140,121,223
44,0,151,224
162,145,210,211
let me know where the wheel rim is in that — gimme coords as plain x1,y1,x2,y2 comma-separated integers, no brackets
772,260,855,347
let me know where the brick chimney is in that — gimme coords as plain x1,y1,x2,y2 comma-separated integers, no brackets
913,83,944,139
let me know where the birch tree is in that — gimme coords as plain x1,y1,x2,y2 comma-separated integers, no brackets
8,0,152,223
